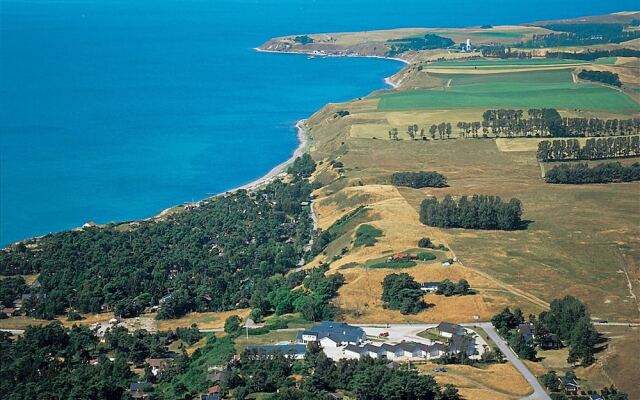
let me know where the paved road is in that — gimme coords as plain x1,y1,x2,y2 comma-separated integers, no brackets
473,322,551,400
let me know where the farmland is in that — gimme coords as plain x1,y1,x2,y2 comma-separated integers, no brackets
300,43,639,391
377,73,640,112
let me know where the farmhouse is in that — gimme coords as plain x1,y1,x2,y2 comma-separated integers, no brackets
436,322,465,338
296,321,367,346
420,281,441,292
146,358,173,376
560,377,579,394
518,323,536,343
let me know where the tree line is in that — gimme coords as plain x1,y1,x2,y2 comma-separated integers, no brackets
461,110,640,138
389,123,453,140
577,69,622,87
391,171,448,188
419,195,524,231
546,48,640,61
0,158,317,320
519,23,640,47
545,162,640,184
537,136,640,162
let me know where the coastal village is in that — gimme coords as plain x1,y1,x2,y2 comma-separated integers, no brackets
1,7,639,400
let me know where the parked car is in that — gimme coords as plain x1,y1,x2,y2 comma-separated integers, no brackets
379,332,389,338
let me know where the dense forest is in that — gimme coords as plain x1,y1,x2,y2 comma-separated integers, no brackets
0,322,170,399
386,34,455,56
419,195,523,231
0,160,316,320
577,70,622,87
536,136,640,162
545,162,640,184
381,273,426,314
391,171,448,188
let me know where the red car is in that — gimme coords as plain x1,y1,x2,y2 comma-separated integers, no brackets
378,331,389,338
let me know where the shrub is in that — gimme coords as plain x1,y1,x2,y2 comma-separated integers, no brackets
354,224,383,247
391,171,448,188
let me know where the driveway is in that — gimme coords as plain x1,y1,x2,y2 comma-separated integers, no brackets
468,322,551,400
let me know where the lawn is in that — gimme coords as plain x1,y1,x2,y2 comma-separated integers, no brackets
234,330,299,353
377,81,640,112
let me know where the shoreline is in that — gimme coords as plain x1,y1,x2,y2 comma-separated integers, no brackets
155,119,309,218
255,47,409,89
5,46,401,247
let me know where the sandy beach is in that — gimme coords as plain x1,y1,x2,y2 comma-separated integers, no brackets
224,119,309,193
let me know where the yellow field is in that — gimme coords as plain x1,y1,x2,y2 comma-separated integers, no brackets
416,362,533,399
153,309,251,331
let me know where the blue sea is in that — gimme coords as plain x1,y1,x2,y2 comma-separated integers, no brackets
1,0,637,246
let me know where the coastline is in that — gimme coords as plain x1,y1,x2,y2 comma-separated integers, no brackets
155,119,309,219
5,46,400,247
223,119,309,194
255,47,409,89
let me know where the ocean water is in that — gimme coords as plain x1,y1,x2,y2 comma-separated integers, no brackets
1,0,637,246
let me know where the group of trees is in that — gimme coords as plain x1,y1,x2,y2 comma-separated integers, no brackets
519,23,640,47
577,69,622,87
536,136,640,162
229,342,461,400
560,117,640,137
387,34,455,56
540,371,628,399
491,308,537,360
419,195,524,231
546,48,640,61
391,171,448,188
0,276,26,308
436,279,471,296
389,123,453,141
0,158,316,320
540,296,600,365
248,265,345,323
545,162,640,184
480,108,565,137
288,153,317,179
457,109,640,139
381,273,426,314
492,295,600,366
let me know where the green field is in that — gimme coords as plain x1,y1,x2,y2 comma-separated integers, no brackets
377,70,640,112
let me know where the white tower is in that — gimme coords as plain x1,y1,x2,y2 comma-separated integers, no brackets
466,39,471,52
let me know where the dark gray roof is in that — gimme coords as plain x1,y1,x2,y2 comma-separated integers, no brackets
305,321,366,344
420,281,441,287
448,334,476,356
437,322,464,335
344,344,363,354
